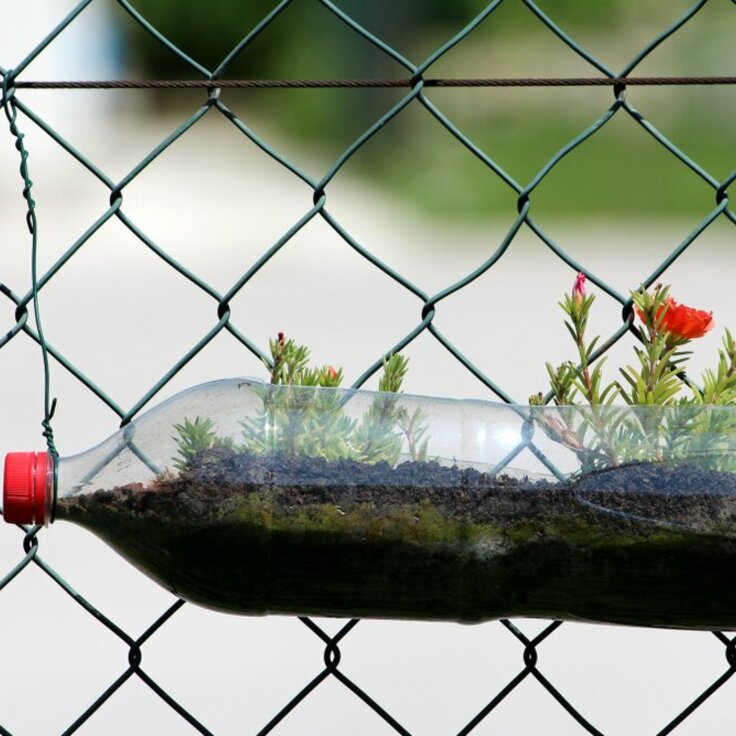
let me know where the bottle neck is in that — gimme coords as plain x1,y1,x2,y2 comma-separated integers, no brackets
54,433,163,501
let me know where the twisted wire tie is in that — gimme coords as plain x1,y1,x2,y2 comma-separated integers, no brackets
2,73,57,456
1,78,35,233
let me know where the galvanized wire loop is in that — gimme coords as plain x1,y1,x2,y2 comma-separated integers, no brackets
725,640,736,669
21,526,40,554
523,644,538,668
128,643,143,668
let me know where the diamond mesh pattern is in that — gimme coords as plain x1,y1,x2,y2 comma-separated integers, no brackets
1,1,735,733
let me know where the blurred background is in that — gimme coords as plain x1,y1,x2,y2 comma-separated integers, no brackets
122,0,734,222
1,1,735,734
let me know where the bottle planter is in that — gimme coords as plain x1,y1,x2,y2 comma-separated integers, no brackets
4,378,736,629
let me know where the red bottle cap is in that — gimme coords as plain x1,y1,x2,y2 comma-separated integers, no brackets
3,452,50,525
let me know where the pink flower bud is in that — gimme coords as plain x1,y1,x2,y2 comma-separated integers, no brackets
327,366,337,380
572,272,586,303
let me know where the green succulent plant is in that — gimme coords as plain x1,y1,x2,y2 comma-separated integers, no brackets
172,416,236,471
531,276,736,473
174,333,430,469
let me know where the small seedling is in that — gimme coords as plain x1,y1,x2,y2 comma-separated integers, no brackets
172,416,235,470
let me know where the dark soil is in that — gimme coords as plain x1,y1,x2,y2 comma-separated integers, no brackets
56,450,736,629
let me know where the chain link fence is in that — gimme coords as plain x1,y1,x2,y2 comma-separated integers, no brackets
1,1,735,733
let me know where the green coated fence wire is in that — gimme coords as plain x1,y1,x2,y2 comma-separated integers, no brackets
1,0,736,734
1,73,57,461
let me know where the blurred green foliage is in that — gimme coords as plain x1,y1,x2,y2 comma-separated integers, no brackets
120,0,733,221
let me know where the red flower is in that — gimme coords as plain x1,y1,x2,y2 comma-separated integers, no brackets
327,366,338,381
637,297,714,340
